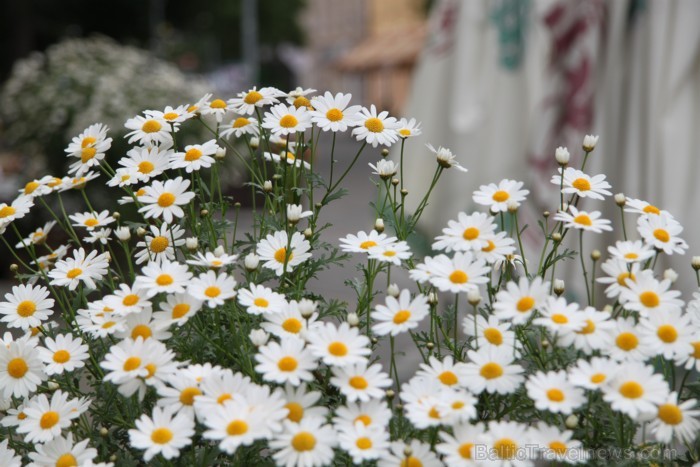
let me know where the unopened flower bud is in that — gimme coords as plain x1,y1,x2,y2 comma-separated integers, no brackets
506,200,519,213
273,174,283,180
186,237,198,251
565,414,579,429
543,211,550,218
10,264,18,272
553,279,565,296
602,305,613,313
109,455,117,462
371,337,379,345
263,180,273,193
249,329,269,346
136,227,147,238
663,268,678,283
555,146,570,165
467,289,481,306
200,209,209,217
426,342,434,350
250,137,260,149
48,381,59,391
299,299,317,318
100,427,109,437
103,251,111,262
394,403,403,410
552,232,562,242
400,188,408,197
386,389,395,400
347,313,360,326
583,134,599,152
692,256,700,271
403,446,414,458
541,340,550,348
381,148,389,157
428,292,438,305
374,218,385,233
111,211,120,220
591,250,601,261
215,146,226,160
614,193,626,206
214,245,225,256
244,253,259,271
387,283,400,298
390,178,399,186
115,226,131,241
304,228,313,239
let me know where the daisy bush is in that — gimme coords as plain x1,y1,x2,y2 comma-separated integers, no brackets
1,86,700,467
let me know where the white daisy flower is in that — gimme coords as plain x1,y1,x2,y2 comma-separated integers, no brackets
135,223,186,266
119,144,172,182
0,339,46,399
436,422,484,466
597,258,639,299
220,115,259,139
56,172,100,193
133,260,193,298
398,376,444,428
568,357,618,390
415,355,469,388
69,210,115,231
309,91,362,132
124,115,172,146
476,231,517,265
101,283,151,317
553,206,612,233
618,270,683,317
269,418,337,467
426,143,468,172
257,230,312,276
229,86,280,115
473,179,529,213
38,333,88,375
186,250,238,269
367,240,412,265
170,139,220,173
0,439,22,467
432,212,497,252
368,159,398,180
435,387,478,425
351,105,399,147
555,306,615,355
156,373,203,418
338,422,390,464
648,392,700,444
0,195,34,227
28,432,97,467
533,296,586,335
187,270,237,308
339,230,396,253
262,300,321,340
608,240,654,264
461,346,524,395
15,220,56,249
478,420,535,466
609,317,653,362
331,362,392,402
201,395,268,454
282,383,328,424
138,176,196,224
65,123,112,176
237,283,287,316
18,390,88,443
602,362,669,419
199,97,232,122
527,370,585,415
413,252,490,294
153,293,202,327
48,248,109,291
262,149,312,170
262,103,312,136
372,289,428,336
255,337,317,385
19,176,53,198
624,197,669,217
286,86,316,107
395,117,422,138
637,213,688,255
0,283,54,331
333,399,392,433
463,314,517,350
128,405,194,462
193,369,252,416
107,166,144,188
536,422,588,465
551,167,612,200
379,439,441,467
307,321,371,367
116,308,172,342
639,309,694,359
145,104,196,130
83,227,112,244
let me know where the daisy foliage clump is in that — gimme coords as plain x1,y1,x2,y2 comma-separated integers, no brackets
0,86,699,467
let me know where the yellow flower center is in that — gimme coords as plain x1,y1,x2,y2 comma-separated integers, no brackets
148,236,171,254
278,356,298,372
574,214,592,226
157,192,175,207
156,274,174,286
291,432,316,452
138,161,155,174
16,300,36,317
658,404,683,425
131,325,153,340
484,328,503,345
653,229,670,243
150,427,173,444
7,358,28,378
639,291,660,308
438,370,458,386
279,115,299,128
83,218,99,227
492,190,510,202
328,341,348,356
40,411,60,429
66,268,82,279
274,247,292,263
122,294,140,306
205,286,221,298
48,177,62,187
359,240,377,250
282,318,302,334
619,381,644,399
393,310,411,324
172,303,190,319
383,250,396,257
136,188,146,197
449,270,468,284
227,419,249,436
163,112,179,120
572,178,591,191
101,321,116,329
458,443,474,459
482,240,496,253
145,363,157,378
577,319,596,335
0,206,15,218
56,453,78,467
326,108,344,122
480,362,503,379
590,373,606,384
81,147,97,163
547,388,565,402
644,205,661,215
516,296,535,312
428,406,441,419
624,252,638,260
549,441,567,455
210,99,227,109
452,401,465,409
401,456,424,467
551,313,569,324
253,298,269,308
53,350,71,364
616,332,639,351
355,414,372,426
364,117,384,133
24,181,40,194
349,376,368,389
185,148,203,161
493,438,518,459
81,136,97,148
141,120,162,133
123,356,141,371
179,387,202,405
356,437,373,450
285,402,304,422
693,341,700,359
244,91,263,105
233,117,250,128
462,227,479,240
217,393,232,405
293,96,311,108
617,272,635,286
657,324,678,343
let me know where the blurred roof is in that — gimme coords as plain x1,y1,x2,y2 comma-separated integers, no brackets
335,24,426,71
